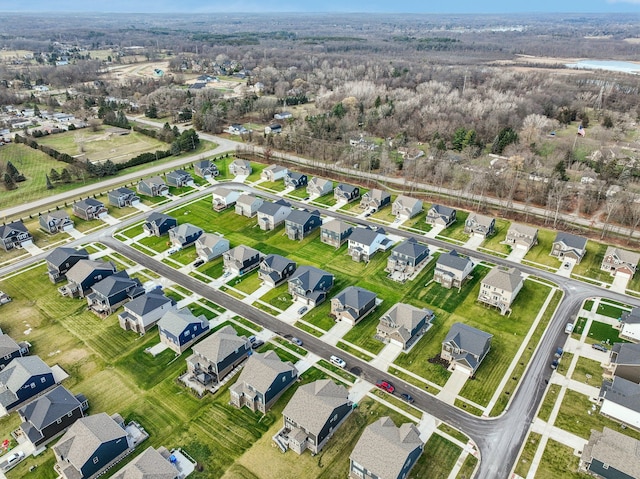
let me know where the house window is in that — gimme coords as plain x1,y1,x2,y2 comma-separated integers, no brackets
331,414,338,423
41,377,47,383
93,457,99,464
282,376,287,382
31,382,36,388
68,412,73,417
57,418,62,424
602,464,609,470
3,354,11,360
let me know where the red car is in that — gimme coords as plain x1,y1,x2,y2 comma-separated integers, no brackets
375,380,395,393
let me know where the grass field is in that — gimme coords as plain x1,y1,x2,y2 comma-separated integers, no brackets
571,241,612,284
514,431,542,478
584,320,626,346
480,218,511,255
537,384,561,422
571,357,604,385
437,210,469,243
523,228,560,268
410,434,462,479
595,301,627,319
533,439,589,479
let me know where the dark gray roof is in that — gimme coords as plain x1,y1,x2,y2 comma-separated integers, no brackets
195,159,214,169
553,232,587,250
110,446,177,479
90,271,140,297
287,171,305,180
286,209,320,225
192,325,247,363
437,250,472,272
167,169,191,178
612,342,640,365
0,221,29,239
322,219,352,235
289,266,333,291
333,286,376,310
146,212,176,226
430,204,456,217
74,198,103,209
111,187,135,196
170,223,203,239
19,385,81,430
600,376,640,413
444,323,493,358
65,259,116,284
158,308,207,338
124,290,174,317
336,183,358,193
349,227,385,247
45,247,89,269
258,200,291,216
231,350,296,396
261,254,295,273
622,307,640,324
392,238,428,259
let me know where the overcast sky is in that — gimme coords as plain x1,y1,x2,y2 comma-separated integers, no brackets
5,0,640,13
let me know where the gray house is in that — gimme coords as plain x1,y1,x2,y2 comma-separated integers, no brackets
230,351,297,413
86,271,144,317
194,159,219,179
349,417,424,479
261,164,288,182
505,223,538,252
605,342,640,383
223,245,262,276
330,286,377,326
195,233,230,263
40,210,74,234
347,227,390,263
360,189,391,211
307,177,333,197
229,159,252,176
580,428,640,479
0,221,33,251
464,213,495,238
72,198,108,221
110,446,178,479
377,303,434,350
478,266,524,315
143,212,177,237
441,323,493,375
235,193,264,218
59,259,117,298
257,199,291,231
158,308,210,354
284,172,308,189
137,176,169,197
212,187,241,211
165,169,194,188
601,246,640,277
107,187,140,208
426,204,457,228
386,238,429,282
321,219,353,248
392,195,422,220
434,250,474,290
169,223,204,248
118,288,176,334
550,232,588,263
599,376,640,430
334,183,360,203
259,254,297,288
285,209,322,241
46,247,89,283
288,266,334,307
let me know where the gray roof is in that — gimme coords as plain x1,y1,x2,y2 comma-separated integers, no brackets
0,356,53,406
309,177,332,189
45,247,89,269
436,250,472,272
0,335,20,358
468,213,493,227
508,223,538,237
111,187,135,196
444,323,493,358
553,232,587,250
336,183,358,194
231,159,250,167
196,233,228,249
605,246,640,266
44,210,71,221
141,176,166,186
212,186,235,198
236,193,260,206
65,259,116,284
287,171,305,181
53,413,127,471
264,164,287,174
19,385,81,430
110,446,177,479
333,286,376,310
286,209,320,225
0,221,28,239
623,308,640,324
289,266,333,291
74,198,104,210
430,204,455,217
600,376,640,413
582,428,640,478
227,245,261,262
349,227,385,247
363,189,390,202
261,254,295,273
482,267,523,292
392,238,428,259
258,199,291,216
167,169,191,179
124,290,173,317
282,379,349,436
194,159,214,169
612,342,640,365
322,219,352,235
90,271,140,297
231,350,296,395
350,417,423,479
192,325,247,363
394,195,422,209
146,212,175,227
382,303,432,332
170,223,203,239
158,308,207,338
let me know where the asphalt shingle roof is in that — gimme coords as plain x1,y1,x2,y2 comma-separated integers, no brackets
231,350,296,396
19,385,81,430
192,325,247,363
444,323,492,358
110,446,177,479
333,286,376,310
124,290,173,317
600,376,640,413
481,267,523,293
349,227,385,247
45,247,89,269
554,232,587,250
436,250,472,272
157,309,207,339
582,428,640,478
392,238,428,259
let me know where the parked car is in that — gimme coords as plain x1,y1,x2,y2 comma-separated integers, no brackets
550,359,559,370
329,355,346,368
251,339,265,350
248,335,257,344
375,380,395,393
592,343,608,352
4,450,24,469
193,259,205,268
298,306,308,315
400,393,414,403
565,322,574,334
554,347,563,358
291,337,303,346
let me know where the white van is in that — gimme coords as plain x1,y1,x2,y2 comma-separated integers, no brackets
565,322,574,334
330,355,346,368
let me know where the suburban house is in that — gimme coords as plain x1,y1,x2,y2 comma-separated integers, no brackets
168,223,204,248
53,412,130,479
111,446,178,479
187,325,250,387
288,266,334,307
0,334,29,370
601,246,640,278
425,204,457,228
330,286,377,326
284,209,322,241
347,227,391,263
157,308,210,355
72,198,108,221
257,199,291,231
284,171,308,189
212,187,241,211
334,183,360,203
0,221,33,251
230,350,297,413
550,232,588,263
392,195,423,221
143,212,177,237
261,164,288,182
40,210,74,234
464,213,496,238
349,417,423,479
0,356,57,414
228,159,252,176
17,385,87,448
477,266,524,315
59,259,117,298
598,376,640,430
441,323,493,375
137,176,169,197
165,169,194,188
433,250,474,290
321,219,353,248
605,342,640,383
580,428,640,479
235,193,264,218
307,177,333,197
376,303,434,350
223,245,262,276
276,379,352,455
228,124,248,135
265,123,282,135
504,223,538,252
86,271,144,317
118,288,176,334
360,189,391,211
107,187,140,208
274,111,292,120
45,247,89,283
193,159,219,179
195,233,230,263
258,254,297,288
386,238,430,282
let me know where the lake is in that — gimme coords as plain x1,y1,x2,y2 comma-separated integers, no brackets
565,60,640,74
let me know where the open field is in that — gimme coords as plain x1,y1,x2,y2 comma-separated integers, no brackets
514,431,542,478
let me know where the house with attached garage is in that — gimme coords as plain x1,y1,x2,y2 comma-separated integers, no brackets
598,376,640,430
433,250,474,290
118,288,176,334
347,227,391,263
275,379,352,455
425,204,456,228
107,187,140,208
165,169,194,188
288,266,334,307
187,325,250,387
504,223,538,252
334,183,360,203
193,159,219,179
321,219,353,248
441,323,493,375
0,220,33,251
257,199,291,231
550,232,587,264
261,164,288,182
230,350,297,413
601,246,640,278
195,233,230,263
376,303,434,350
137,176,169,197
360,189,391,211
284,171,308,189
619,309,640,343
285,209,322,241
392,195,423,221
477,266,524,315
580,427,640,479
212,187,241,211
307,177,333,197
386,238,429,282
0,334,29,371
158,308,210,355
0,356,57,414
604,342,640,383
223,245,262,276
86,271,144,317
110,446,179,479
72,198,108,221
40,210,74,234
464,213,495,238
18,385,87,448
168,223,203,248
228,159,252,176
143,212,177,237
349,417,424,479
59,259,117,298
259,254,297,288
235,193,264,218
330,286,377,326
45,247,89,283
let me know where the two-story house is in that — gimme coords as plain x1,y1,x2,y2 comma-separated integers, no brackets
195,233,230,263
259,254,297,288
360,189,391,211
212,187,241,211
165,169,194,188
86,271,144,317
334,184,360,203
504,223,538,252
235,194,264,218
598,376,640,430
464,213,495,238
285,209,322,241
0,221,33,251
307,177,333,198
168,223,203,248
347,227,390,263
110,446,178,479
257,199,291,231
261,164,288,182
441,323,493,375
107,187,140,208
45,247,89,283
330,286,377,326
551,232,588,264
601,246,640,278
230,351,297,413
605,342,640,383
433,250,474,290
376,303,433,350
137,176,169,197
187,325,250,387
288,266,334,307
0,356,57,414
40,210,74,234
72,198,108,221
59,259,117,298
386,238,429,282
284,172,308,189
320,219,353,248
228,159,252,176
477,266,524,315
0,334,29,370
223,245,262,276
158,308,210,355
143,212,177,237
620,308,640,342
118,288,176,334
392,195,423,221
425,204,457,228
193,159,219,179
580,428,640,479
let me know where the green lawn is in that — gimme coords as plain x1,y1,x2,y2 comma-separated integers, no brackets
514,431,542,478
437,210,469,243
139,234,172,253
285,187,311,200
571,240,612,284
571,357,604,385
197,257,225,280
401,211,432,233
523,228,560,268
596,301,627,319
409,434,462,479
312,193,338,207
480,218,511,255
303,301,337,331
259,283,293,310
584,320,626,346
537,384,561,422
534,439,589,479
257,180,286,192
245,163,267,183
229,270,263,294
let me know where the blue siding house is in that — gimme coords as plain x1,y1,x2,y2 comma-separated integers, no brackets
0,356,57,414
158,308,210,354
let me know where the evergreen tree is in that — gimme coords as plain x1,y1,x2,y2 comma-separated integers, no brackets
60,168,72,183
145,102,158,119
491,127,518,155
6,161,25,182
46,174,54,190
3,172,15,190
49,168,60,182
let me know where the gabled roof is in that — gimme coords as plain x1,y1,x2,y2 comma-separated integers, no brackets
611,342,640,365
258,199,291,216
45,247,89,269
74,198,104,210
349,227,385,247
382,303,432,332
261,254,295,273
392,238,428,259
141,175,166,186
287,171,305,180
623,307,640,324
553,232,587,250
282,379,349,435
429,204,455,217
333,286,376,310
192,325,246,363
443,323,492,358
0,356,52,406
236,193,260,206
322,219,352,235
194,159,214,169
600,376,640,413
19,385,81,430
232,350,296,395
110,187,135,196
110,446,177,479
65,259,116,284
230,159,251,167
145,212,176,227
264,164,287,174
226,245,260,262
158,308,207,338
289,266,333,291
90,271,140,298
467,213,494,227
363,189,390,201
170,223,203,239
482,267,523,292
605,246,640,266
286,209,320,225
166,169,191,178
508,223,538,237
309,177,332,189
336,183,358,194
0,221,29,239
582,428,640,478
124,289,174,317
0,334,20,358
394,195,421,209
196,233,228,249
436,250,472,272
43,210,71,222
350,417,423,479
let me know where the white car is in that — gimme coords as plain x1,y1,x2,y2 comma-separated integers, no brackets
4,450,24,468
330,355,347,368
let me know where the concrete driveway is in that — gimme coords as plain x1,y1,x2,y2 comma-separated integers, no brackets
436,368,469,405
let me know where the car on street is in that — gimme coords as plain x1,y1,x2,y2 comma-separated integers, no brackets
550,359,559,370
554,347,563,358
298,306,308,315
565,322,574,334
375,380,395,393
592,343,608,352
291,337,303,346
400,393,414,403
329,355,347,368
251,339,265,350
